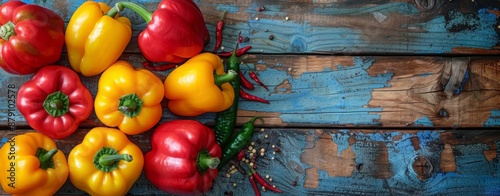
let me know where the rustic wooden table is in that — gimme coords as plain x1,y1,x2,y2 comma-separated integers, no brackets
1,0,500,195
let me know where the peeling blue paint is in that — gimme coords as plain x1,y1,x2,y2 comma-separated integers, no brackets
484,110,500,127
332,129,350,156
414,116,434,127
418,8,498,51
238,57,392,125
312,2,421,16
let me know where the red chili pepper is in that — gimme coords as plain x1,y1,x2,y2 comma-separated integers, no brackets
213,11,227,52
142,58,177,71
248,175,261,196
248,70,269,91
240,89,270,104
237,149,246,161
248,166,283,193
243,63,269,91
239,71,255,90
218,46,252,57
238,31,243,43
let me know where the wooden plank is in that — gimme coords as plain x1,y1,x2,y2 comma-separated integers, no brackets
0,128,498,195
5,0,499,55
1,55,499,128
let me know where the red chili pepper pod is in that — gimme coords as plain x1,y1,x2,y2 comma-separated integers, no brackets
218,46,252,57
239,70,255,90
247,165,283,193
240,89,270,104
248,175,261,196
213,11,226,52
248,70,269,91
238,31,243,43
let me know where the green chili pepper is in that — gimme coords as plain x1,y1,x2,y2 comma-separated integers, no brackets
214,44,240,147
218,116,263,170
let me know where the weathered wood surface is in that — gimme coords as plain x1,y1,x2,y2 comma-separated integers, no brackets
0,128,499,195
0,0,499,195
2,55,500,128
1,0,499,55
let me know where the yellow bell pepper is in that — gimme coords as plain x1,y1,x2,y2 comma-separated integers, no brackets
65,1,132,76
95,60,164,135
68,127,144,196
164,52,236,116
0,132,69,196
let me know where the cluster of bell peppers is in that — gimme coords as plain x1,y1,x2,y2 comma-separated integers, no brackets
0,0,245,195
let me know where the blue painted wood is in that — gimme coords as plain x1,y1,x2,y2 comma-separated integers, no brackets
2,128,498,195
1,55,500,128
0,0,499,195
2,0,498,55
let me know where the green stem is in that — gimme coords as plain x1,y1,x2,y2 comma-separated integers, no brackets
0,21,15,40
118,94,143,118
99,154,133,166
94,147,133,173
214,70,237,87
197,149,220,173
114,2,153,23
37,148,58,170
43,91,69,117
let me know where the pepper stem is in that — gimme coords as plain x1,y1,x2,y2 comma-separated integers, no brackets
99,154,133,166
197,149,220,173
118,94,143,118
43,91,70,117
114,2,153,23
0,21,15,40
215,70,237,87
94,147,133,172
37,148,58,170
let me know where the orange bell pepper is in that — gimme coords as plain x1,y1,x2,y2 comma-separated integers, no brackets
94,60,164,135
164,53,236,116
68,127,144,196
0,132,68,196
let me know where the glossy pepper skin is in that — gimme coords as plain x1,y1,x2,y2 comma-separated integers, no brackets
16,65,93,139
68,127,144,196
65,1,132,76
144,120,222,195
164,53,236,116
116,0,209,63
0,132,69,196
95,60,164,135
0,0,65,75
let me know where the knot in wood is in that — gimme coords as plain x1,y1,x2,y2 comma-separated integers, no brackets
438,108,449,118
414,0,443,11
411,155,433,180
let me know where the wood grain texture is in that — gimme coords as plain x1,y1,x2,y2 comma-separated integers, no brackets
0,0,499,195
2,0,499,55
0,128,498,195
1,55,499,128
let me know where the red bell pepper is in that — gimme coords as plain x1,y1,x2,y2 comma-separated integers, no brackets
0,0,65,75
16,65,93,139
144,120,222,195
116,0,209,63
